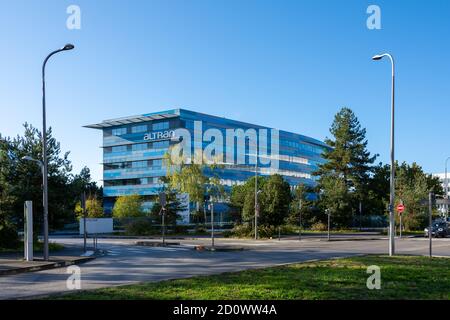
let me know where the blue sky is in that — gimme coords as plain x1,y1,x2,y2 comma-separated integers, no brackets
0,0,449,184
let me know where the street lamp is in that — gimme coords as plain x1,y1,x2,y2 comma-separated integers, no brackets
22,156,44,172
41,44,75,260
372,53,395,256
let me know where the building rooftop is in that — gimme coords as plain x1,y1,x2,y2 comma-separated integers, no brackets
84,108,329,147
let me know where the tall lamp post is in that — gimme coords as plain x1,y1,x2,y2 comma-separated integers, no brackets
254,151,258,240
445,157,450,219
372,53,395,256
41,44,75,260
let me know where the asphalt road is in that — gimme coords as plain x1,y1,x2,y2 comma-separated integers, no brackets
0,236,448,299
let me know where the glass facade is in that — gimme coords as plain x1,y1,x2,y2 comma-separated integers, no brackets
85,109,330,216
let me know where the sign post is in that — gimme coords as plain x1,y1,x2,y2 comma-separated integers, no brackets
396,203,405,238
428,192,433,258
24,201,33,262
326,209,331,241
298,200,302,241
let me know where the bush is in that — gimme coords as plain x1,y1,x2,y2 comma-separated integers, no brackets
230,224,253,238
257,225,278,238
195,224,208,234
0,223,19,249
125,219,157,236
172,225,190,234
310,221,328,231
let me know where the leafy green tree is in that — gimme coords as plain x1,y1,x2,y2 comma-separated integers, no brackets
394,161,443,230
241,176,267,223
1,123,78,229
112,194,144,218
164,152,207,214
366,162,390,216
150,187,185,225
259,174,292,227
315,108,376,226
229,183,246,222
75,196,103,219
287,184,317,227
72,167,103,201
0,139,20,248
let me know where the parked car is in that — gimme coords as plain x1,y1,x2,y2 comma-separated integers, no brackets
424,220,449,238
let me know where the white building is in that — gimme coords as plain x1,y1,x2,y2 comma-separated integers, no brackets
432,173,450,216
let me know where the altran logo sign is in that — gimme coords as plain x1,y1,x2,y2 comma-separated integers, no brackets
144,130,176,141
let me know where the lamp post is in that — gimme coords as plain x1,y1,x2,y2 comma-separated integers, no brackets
372,53,396,256
41,44,75,260
245,137,259,240
444,157,450,219
22,156,44,174
254,151,258,240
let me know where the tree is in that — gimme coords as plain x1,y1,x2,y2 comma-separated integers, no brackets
150,184,185,225
259,174,292,227
315,108,376,226
164,152,207,215
0,139,20,248
241,176,267,223
112,194,144,218
75,196,103,219
1,123,78,230
394,161,443,230
72,167,103,201
287,184,317,227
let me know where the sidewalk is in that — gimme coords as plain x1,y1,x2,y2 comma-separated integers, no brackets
0,243,98,276
0,255,95,276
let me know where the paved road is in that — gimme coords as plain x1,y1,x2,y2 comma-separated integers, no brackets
0,236,448,299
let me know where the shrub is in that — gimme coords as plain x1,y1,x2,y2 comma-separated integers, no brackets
125,219,156,236
195,224,208,234
230,223,253,238
310,221,328,231
172,225,190,234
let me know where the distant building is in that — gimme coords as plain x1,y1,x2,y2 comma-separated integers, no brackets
432,173,450,215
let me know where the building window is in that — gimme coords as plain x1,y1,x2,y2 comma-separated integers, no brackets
132,161,147,168
152,121,169,131
111,145,127,153
152,159,163,167
151,141,169,149
132,143,148,151
132,124,147,133
112,127,127,136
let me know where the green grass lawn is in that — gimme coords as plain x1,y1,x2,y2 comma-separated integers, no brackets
54,255,449,300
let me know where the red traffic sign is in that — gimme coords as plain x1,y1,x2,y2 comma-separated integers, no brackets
396,204,405,213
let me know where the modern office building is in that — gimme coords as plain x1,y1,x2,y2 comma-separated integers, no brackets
85,108,330,221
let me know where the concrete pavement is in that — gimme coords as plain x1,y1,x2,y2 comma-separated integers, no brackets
0,236,448,299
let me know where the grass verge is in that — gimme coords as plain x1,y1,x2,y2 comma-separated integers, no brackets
53,255,449,300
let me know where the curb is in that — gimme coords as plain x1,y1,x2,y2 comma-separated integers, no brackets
135,241,181,247
194,245,245,252
0,256,95,277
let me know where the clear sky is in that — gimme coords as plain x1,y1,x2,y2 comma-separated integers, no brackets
1,0,449,184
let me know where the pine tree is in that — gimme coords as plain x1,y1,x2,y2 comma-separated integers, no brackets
315,108,376,226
